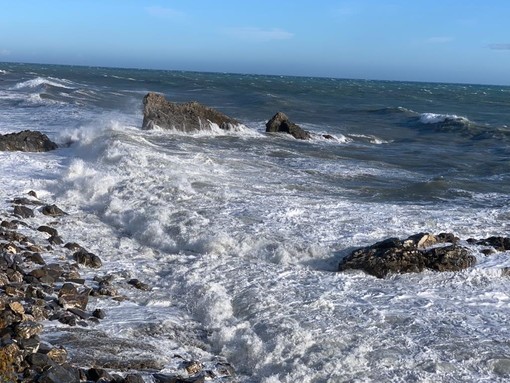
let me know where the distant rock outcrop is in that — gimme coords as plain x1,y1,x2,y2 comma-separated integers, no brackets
142,92,241,132
0,130,58,152
265,112,312,140
338,233,476,278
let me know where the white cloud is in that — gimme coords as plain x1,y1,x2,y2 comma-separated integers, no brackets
145,6,184,19
425,36,454,44
223,27,294,42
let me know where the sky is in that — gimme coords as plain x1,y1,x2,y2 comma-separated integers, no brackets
1,0,510,85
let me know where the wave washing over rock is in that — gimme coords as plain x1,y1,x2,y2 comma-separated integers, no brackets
1,63,510,382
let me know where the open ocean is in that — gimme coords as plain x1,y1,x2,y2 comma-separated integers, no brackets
1,62,510,382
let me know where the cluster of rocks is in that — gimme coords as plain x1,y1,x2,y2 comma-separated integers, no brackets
0,130,58,152
339,232,510,278
142,92,335,141
1,192,236,382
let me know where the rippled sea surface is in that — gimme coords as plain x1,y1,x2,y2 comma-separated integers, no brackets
1,63,510,382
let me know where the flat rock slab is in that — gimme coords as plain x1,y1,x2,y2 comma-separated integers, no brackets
142,92,241,132
0,130,58,152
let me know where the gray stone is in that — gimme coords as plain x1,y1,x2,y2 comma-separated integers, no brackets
13,205,34,218
37,363,80,383
339,233,476,278
265,112,312,140
142,92,241,132
0,130,58,152
41,204,67,217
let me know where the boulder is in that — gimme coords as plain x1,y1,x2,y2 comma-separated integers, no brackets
73,249,102,268
339,233,476,278
0,130,58,152
41,204,67,217
265,112,311,140
142,92,241,132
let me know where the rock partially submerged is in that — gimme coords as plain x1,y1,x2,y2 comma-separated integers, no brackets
265,112,312,140
0,130,58,152
142,92,241,132
339,233,476,278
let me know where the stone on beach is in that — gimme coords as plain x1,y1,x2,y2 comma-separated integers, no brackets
0,130,58,152
142,92,241,132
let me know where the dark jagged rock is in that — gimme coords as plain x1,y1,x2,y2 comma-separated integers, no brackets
471,236,510,252
142,92,241,132
339,233,476,278
124,373,145,383
13,205,35,218
41,204,67,217
0,130,58,152
73,249,102,268
265,112,312,140
38,225,59,237
128,278,151,291
153,373,206,383
37,363,80,383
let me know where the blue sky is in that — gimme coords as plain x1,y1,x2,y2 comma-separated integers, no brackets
1,0,510,85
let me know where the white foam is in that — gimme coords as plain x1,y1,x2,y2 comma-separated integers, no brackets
419,112,470,124
12,76,75,90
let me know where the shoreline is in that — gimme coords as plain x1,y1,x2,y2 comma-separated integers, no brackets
0,190,236,382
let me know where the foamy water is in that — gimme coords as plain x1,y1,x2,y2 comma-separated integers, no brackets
1,63,510,382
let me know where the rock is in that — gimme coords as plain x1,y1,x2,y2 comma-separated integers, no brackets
15,321,44,339
28,190,38,198
86,367,113,381
92,309,106,319
58,283,89,310
142,92,241,132
73,249,102,268
339,233,476,278
48,235,64,245
27,352,54,371
67,307,89,320
128,278,151,291
124,373,145,383
24,252,46,265
265,112,312,140
41,204,67,217
474,236,510,252
37,226,59,237
153,374,205,383
13,205,35,218
37,363,80,383
0,130,58,152
182,360,203,376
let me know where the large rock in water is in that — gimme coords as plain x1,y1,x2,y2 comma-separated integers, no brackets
0,130,58,152
142,92,241,132
339,233,476,278
265,112,311,140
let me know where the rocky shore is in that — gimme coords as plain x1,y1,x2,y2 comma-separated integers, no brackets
0,191,236,382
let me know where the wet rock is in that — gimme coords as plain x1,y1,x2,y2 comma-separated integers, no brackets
37,225,59,237
92,309,106,319
86,367,113,381
1,220,18,229
0,130,58,152
41,204,67,217
24,252,46,265
48,235,64,245
182,360,203,376
265,112,312,140
338,233,476,278
153,374,206,383
73,249,102,268
28,190,38,198
58,283,89,310
15,321,44,339
128,278,151,291
64,242,82,251
26,352,54,372
37,363,80,383
124,373,145,383
13,205,35,218
474,236,510,252
142,92,241,132
46,347,68,365
18,335,41,354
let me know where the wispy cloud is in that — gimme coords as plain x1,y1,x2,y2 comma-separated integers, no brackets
223,27,294,42
425,36,454,44
145,6,184,19
488,43,510,50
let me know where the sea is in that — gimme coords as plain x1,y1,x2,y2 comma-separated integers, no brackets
1,62,510,382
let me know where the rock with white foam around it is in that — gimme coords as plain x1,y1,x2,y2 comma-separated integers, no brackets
339,232,475,278
142,92,241,132
0,130,58,152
